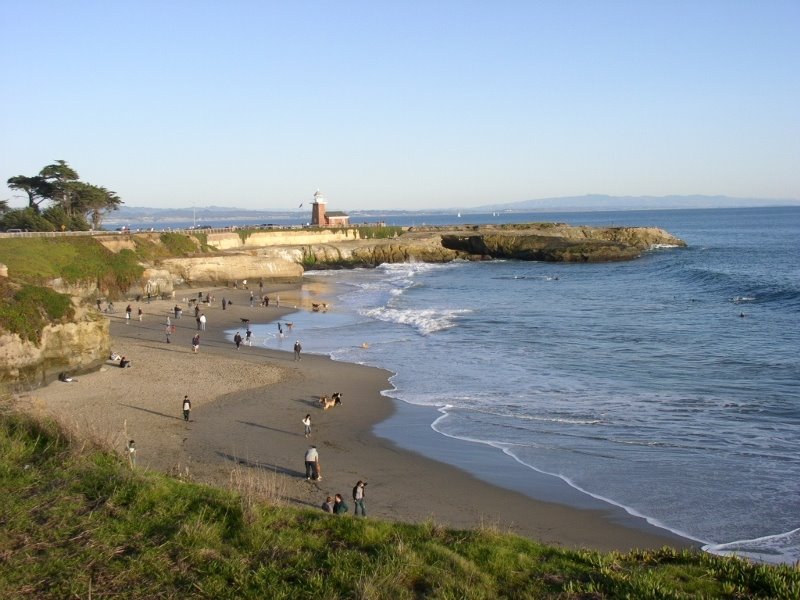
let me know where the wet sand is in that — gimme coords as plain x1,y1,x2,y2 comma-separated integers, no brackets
23,285,695,552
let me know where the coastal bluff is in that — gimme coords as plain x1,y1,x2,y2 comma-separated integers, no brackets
438,223,686,262
0,305,109,386
116,223,687,293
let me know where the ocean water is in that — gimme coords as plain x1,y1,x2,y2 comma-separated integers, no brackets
244,207,800,564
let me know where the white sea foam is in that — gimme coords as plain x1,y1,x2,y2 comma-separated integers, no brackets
362,306,471,335
426,407,707,544
704,528,800,565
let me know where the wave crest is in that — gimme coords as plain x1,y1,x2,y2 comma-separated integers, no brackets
363,306,470,335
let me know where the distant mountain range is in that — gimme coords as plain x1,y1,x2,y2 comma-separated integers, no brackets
472,194,800,212
106,195,799,224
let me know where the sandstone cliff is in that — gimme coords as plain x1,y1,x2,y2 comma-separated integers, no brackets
435,224,685,262
89,224,686,288
0,305,109,387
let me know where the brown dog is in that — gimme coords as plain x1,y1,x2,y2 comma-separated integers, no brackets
318,395,336,410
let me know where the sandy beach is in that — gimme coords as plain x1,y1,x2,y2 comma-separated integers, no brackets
22,284,694,553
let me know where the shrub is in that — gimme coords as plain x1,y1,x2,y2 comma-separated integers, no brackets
0,281,75,344
159,232,197,256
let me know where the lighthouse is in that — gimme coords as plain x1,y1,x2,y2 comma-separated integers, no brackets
310,190,350,227
311,190,326,226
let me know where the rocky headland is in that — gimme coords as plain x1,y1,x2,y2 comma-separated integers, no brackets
116,223,686,294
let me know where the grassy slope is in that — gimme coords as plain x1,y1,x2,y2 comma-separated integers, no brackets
1,411,798,600
0,237,143,291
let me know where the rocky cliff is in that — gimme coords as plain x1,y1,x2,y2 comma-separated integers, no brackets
436,224,685,262
91,224,685,288
0,305,109,387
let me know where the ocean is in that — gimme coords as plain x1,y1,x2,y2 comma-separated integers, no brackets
239,206,800,564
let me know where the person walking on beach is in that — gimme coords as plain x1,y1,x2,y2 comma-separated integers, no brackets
249,291,254,307
199,313,206,331
137,307,143,322
302,414,312,438
125,304,132,323
333,493,349,514
222,296,226,310
294,340,302,361
245,329,252,346
304,445,320,480
165,324,173,344
234,331,243,350
182,395,192,421
192,333,200,353
352,480,367,517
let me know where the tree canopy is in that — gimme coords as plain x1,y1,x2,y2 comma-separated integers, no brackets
3,161,123,231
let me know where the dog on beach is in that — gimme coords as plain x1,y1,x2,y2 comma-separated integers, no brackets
318,392,343,410
318,395,336,410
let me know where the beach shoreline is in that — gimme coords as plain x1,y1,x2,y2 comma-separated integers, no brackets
21,284,696,553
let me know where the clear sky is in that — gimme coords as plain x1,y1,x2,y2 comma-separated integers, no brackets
2,1,798,211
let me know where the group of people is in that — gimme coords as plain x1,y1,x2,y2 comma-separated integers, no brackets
304,444,368,517
232,330,253,349
321,481,367,516
107,288,341,498
123,304,144,323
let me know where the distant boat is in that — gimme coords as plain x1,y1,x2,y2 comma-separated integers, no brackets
457,212,461,218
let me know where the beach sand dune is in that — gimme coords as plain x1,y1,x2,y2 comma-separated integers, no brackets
23,286,693,552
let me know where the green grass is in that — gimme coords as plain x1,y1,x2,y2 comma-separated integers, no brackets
0,236,144,292
1,410,798,599
0,281,76,344
159,232,200,256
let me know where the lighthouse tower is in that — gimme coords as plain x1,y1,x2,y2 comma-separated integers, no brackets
311,190,326,226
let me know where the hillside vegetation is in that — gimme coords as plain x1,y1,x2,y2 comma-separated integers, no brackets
1,410,798,599
0,236,145,291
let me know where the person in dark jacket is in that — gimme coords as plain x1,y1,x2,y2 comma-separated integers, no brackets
333,493,349,514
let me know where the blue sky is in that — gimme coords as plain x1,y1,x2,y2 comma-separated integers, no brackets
2,1,798,211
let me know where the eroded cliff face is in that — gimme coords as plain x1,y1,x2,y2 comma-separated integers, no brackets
438,225,685,262
93,224,685,288
159,252,304,284
0,306,109,387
